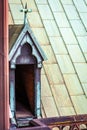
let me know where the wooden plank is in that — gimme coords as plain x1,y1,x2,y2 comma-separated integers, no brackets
41,74,52,97
32,28,49,45
73,0,87,12
9,11,14,24
21,0,37,11
58,107,75,116
60,28,78,44
51,85,72,107
70,20,86,36
49,37,67,54
41,45,56,64
48,0,63,12
9,4,23,21
54,12,70,27
35,0,47,4
43,20,60,37
77,36,87,53
80,13,87,29
61,0,73,4
63,74,84,96
28,12,43,28
37,5,53,19
63,5,79,20
82,83,87,97
71,95,87,114
9,0,21,3
41,103,46,118
74,63,87,83
56,55,75,74
85,54,87,61
41,67,45,75
42,97,59,117
44,64,63,84
67,45,85,62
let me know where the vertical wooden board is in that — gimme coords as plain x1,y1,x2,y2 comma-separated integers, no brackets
56,55,75,74
48,0,63,12
70,20,86,36
44,64,63,84
41,67,45,75
41,45,56,64
37,5,53,19
80,13,87,29
63,5,79,20
60,28,78,44
9,11,13,24
32,28,49,45
49,37,67,54
77,36,87,53
82,83,87,97
58,107,76,116
61,0,73,4
9,0,21,3
63,74,83,96
43,20,60,37
14,20,24,24
67,45,85,62
84,54,87,61
73,0,87,12
51,85,72,107
41,75,52,97
28,12,43,28
9,4,23,21
54,12,70,27
35,0,47,4
21,0,37,12
71,95,87,114
41,103,46,118
41,96,59,117
74,63,87,83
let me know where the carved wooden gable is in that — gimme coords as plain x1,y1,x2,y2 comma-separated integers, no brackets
9,24,47,68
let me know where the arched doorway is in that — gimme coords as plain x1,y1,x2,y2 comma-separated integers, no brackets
10,43,41,120
15,64,35,118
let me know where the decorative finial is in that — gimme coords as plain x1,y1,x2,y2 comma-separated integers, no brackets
20,3,32,25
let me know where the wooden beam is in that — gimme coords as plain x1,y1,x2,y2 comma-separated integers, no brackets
0,0,9,129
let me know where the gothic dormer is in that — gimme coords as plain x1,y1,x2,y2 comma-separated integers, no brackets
9,12,47,127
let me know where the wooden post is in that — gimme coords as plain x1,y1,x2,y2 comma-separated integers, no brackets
35,68,41,117
0,0,9,130
10,64,16,118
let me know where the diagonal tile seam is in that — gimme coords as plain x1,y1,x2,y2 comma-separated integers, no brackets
34,0,77,115
58,1,87,97
46,0,87,114
33,0,63,116
59,0,87,62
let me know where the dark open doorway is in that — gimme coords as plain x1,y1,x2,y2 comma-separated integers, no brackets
15,64,35,119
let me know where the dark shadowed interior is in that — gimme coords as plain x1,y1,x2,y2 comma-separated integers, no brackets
15,64,35,118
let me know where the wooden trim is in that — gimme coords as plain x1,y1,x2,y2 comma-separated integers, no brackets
0,0,9,129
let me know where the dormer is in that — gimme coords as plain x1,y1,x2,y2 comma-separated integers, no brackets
9,22,47,127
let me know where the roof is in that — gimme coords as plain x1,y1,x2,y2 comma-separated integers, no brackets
9,24,47,61
9,24,24,50
9,0,87,117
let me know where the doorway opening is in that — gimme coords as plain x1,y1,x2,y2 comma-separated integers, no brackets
15,64,35,119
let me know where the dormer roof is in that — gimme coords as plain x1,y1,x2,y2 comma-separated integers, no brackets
9,23,47,64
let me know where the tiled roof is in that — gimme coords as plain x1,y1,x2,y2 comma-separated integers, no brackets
9,24,24,50
9,0,87,117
